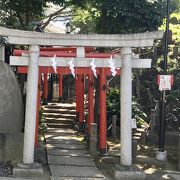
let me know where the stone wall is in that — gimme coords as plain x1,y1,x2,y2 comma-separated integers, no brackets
0,61,23,132
0,133,23,163
0,61,24,163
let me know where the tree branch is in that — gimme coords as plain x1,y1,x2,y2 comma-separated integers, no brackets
51,14,76,21
41,6,68,30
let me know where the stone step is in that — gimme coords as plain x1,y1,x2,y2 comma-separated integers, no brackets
0,177,50,180
134,128,145,133
46,123,73,129
45,134,78,140
44,113,76,119
43,108,76,115
45,128,76,134
44,104,76,110
133,132,141,136
47,149,90,157
49,165,105,178
51,177,105,180
45,118,73,124
48,155,95,166
45,106,76,111
46,143,86,150
132,136,141,141
46,139,83,145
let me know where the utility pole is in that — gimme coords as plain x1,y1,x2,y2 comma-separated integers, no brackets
156,0,170,161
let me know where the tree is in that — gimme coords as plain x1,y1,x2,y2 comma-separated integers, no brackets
72,5,99,33
72,0,169,34
96,0,167,33
0,0,87,30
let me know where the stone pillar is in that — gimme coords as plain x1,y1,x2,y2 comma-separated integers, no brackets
90,123,97,156
99,69,107,154
150,109,156,135
23,45,39,164
88,74,94,132
120,47,132,166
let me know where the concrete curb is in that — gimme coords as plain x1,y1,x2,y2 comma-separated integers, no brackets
13,163,43,177
112,165,146,180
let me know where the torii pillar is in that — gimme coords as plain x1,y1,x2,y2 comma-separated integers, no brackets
23,45,39,164
59,74,63,102
76,47,85,126
35,73,41,148
99,69,107,154
87,74,94,132
76,75,80,122
79,75,85,125
43,73,48,105
120,47,132,165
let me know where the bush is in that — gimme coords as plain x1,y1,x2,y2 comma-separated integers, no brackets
107,88,147,128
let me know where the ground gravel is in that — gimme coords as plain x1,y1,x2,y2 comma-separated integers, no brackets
0,162,13,176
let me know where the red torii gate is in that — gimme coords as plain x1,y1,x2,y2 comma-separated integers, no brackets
14,47,121,154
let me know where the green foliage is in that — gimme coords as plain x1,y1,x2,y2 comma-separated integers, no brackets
0,0,47,29
72,5,99,33
160,12,180,45
107,88,120,116
0,0,86,30
172,0,180,12
107,88,147,127
132,100,147,126
166,68,180,120
72,0,168,34
96,0,167,34
159,10,180,121
138,6,180,128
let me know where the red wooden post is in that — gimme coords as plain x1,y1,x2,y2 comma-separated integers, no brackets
43,73,48,105
88,74,94,132
79,75,85,125
59,74,63,102
35,74,41,148
75,75,80,122
99,69,107,154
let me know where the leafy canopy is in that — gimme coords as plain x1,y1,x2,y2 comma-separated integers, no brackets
0,0,87,30
72,0,169,34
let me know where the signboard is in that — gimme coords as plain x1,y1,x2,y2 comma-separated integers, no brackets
157,75,174,91
132,118,137,129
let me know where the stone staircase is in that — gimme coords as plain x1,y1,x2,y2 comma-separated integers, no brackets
43,103,76,129
42,103,105,180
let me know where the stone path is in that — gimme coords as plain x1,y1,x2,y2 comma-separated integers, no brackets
43,103,105,180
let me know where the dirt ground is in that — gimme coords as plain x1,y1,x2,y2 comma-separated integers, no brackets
93,137,179,180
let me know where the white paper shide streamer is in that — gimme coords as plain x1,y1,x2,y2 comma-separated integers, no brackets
90,58,97,78
50,54,57,73
68,58,75,78
108,55,117,76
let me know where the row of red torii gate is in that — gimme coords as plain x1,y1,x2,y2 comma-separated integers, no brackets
14,46,121,155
